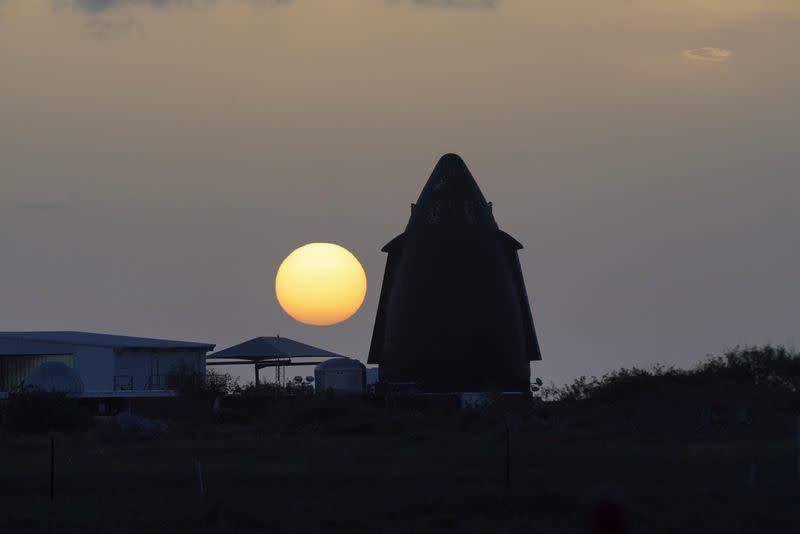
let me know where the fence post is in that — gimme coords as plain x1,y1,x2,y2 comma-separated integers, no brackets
197,460,205,498
50,435,55,501
505,420,511,497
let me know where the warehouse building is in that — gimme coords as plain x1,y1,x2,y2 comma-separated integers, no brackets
0,331,214,398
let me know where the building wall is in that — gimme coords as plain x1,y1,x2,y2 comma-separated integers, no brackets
0,345,207,394
115,349,206,391
73,346,115,391
0,354,75,391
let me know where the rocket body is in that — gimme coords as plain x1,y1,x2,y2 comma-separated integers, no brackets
368,154,541,393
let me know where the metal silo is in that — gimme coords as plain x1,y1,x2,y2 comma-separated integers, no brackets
314,358,366,395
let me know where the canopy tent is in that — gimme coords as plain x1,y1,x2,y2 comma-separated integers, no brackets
210,336,342,360
207,336,343,385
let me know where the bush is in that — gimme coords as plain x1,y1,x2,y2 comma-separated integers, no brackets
235,382,285,398
543,345,800,403
695,345,800,389
163,365,240,422
2,390,93,434
168,364,238,399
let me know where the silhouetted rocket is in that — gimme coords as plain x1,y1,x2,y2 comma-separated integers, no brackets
368,154,541,393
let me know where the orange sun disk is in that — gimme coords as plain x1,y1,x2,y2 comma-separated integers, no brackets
275,243,367,326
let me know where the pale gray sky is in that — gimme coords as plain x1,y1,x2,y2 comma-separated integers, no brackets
1,0,798,386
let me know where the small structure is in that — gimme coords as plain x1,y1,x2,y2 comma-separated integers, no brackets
314,358,366,395
366,367,380,386
0,331,214,398
24,361,84,396
208,336,343,386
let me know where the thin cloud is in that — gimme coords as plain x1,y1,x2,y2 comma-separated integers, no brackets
83,16,142,38
683,47,731,63
412,0,497,8
72,0,211,12
64,0,289,13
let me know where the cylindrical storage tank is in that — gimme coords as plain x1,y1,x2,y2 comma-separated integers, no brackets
25,361,84,396
314,358,366,395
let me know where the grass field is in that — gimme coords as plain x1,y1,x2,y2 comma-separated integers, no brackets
1,399,798,534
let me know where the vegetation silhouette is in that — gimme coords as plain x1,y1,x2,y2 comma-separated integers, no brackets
1,390,92,434
2,346,799,533
542,345,800,403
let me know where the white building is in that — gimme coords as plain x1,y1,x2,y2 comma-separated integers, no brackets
0,331,214,398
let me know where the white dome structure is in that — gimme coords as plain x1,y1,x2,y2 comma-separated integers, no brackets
314,357,366,395
25,361,84,396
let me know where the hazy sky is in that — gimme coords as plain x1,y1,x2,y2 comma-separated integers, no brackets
1,0,798,386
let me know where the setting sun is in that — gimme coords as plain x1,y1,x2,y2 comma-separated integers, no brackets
275,243,367,326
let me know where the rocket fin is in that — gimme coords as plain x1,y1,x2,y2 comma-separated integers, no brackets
498,230,542,361
368,233,406,364
381,233,406,253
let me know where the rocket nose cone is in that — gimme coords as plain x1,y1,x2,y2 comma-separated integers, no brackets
419,153,485,201
410,153,496,228
428,153,472,186
436,153,469,172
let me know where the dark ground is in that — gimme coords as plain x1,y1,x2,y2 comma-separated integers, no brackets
1,395,798,534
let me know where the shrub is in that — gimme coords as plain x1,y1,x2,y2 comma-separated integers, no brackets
1,390,93,434
695,345,800,389
543,345,800,403
168,364,238,398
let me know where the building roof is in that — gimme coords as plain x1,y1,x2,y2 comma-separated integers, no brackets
0,338,76,356
210,336,342,361
315,357,366,371
0,332,215,352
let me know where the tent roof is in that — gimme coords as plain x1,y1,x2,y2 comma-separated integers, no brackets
210,336,343,361
0,332,214,352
